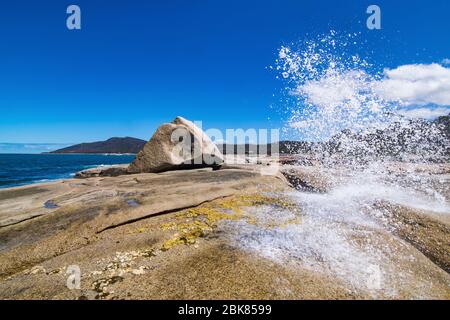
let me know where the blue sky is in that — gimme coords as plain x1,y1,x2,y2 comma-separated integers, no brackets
0,0,449,148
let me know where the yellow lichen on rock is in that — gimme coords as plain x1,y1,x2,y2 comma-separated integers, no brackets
162,220,212,250
160,193,299,251
136,227,147,233
160,221,178,231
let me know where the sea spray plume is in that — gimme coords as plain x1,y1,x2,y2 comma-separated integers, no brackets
318,112,449,165
218,32,450,296
275,31,388,140
275,31,449,164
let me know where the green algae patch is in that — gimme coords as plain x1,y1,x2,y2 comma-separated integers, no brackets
160,193,299,251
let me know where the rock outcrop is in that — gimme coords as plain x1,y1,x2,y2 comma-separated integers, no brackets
75,164,129,178
128,117,224,173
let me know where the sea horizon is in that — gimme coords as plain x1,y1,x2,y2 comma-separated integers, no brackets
0,153,135,189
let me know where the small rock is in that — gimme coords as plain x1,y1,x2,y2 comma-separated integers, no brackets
131,267,146,275
30,266,46,274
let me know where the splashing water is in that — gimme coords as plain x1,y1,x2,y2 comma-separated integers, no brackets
220,163,449,298
222,31,450,298
274,31,449,163
275,31,386,139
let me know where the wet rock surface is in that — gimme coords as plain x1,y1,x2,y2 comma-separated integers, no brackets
43,200,58,209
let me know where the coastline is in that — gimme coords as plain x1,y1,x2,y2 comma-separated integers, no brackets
0,160,449,299
0,164,129,191
43,153,136,155
0,154,135,189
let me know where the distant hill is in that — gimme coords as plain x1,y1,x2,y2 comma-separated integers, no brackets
48,113,449,157
217,113,450,161
217,141,313,155
434,113,450,139
321,113,450,161
49,137,146,154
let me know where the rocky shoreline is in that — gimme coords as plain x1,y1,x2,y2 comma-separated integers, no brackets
0,117,448,299
0,159,449,299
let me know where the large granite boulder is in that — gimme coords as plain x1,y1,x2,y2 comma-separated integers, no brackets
128,116,224,173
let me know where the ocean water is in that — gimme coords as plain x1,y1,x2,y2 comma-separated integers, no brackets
0,154,135,189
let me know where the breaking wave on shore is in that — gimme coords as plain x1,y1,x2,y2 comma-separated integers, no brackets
274,30,449,163
224,31,450,298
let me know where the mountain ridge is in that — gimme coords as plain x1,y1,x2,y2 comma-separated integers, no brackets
48,114,449,156
48,137,146,154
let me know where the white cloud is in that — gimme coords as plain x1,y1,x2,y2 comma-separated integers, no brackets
374,63,450,106
298,69,373,113
442,58,450,65
397,107,449,120
287,62,450,136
